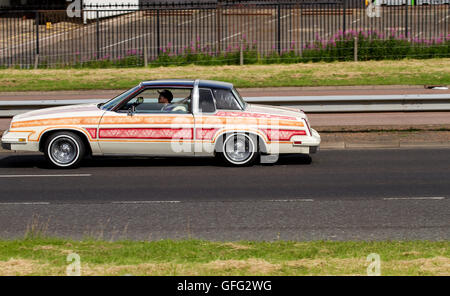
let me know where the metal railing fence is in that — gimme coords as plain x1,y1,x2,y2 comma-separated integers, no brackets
0,0,449,68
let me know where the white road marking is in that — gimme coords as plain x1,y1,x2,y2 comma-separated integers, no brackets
383,197,446,201
439,15,449,24
220,32,241,42
0,202,50,205
266,199,314,202
268,13,292,24
178,12,215,26
112,201,181,204
0,174,92,178
101,32,153,50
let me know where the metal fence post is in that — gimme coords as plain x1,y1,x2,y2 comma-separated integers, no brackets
216,3,221,54
96,10,100,60
342,0,346,34
144,34,148,67
405,0,409,39
240,39,244,66
277,3,281,55
354,36,358,62
35,11,40,69
157,9,161,56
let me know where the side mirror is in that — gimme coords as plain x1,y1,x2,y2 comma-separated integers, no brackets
136,97,144,105
127,105,136,116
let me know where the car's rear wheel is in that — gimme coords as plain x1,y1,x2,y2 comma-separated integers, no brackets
218,133,259,167
44,132,85,169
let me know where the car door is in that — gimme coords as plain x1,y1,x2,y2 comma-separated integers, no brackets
97,87,195,156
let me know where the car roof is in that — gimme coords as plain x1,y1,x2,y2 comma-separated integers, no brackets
141,79,233,89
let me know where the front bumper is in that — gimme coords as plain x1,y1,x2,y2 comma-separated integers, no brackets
1,142,11,150
1,130,38,152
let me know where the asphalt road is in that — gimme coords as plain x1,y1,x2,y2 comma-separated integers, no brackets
0,148,449,241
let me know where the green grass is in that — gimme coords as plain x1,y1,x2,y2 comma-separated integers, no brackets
0,58,449,92
0,239,448,275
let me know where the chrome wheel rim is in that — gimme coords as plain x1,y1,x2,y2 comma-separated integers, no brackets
224,135,254,164
50,137,78,165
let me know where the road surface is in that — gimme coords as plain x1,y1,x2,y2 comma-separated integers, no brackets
0,148,448,241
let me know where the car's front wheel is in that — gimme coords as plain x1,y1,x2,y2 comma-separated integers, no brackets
218,133,259,167
44,132,85,169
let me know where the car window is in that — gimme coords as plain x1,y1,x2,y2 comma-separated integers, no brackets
119,88,192,114
199,88,216,113
101,86,140,111
212,88,241,110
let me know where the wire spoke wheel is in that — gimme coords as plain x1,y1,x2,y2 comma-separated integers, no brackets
221,133,257,166
50,137,78,165
45,132,85,169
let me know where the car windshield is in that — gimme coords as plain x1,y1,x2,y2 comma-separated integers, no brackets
100,86,140,111
232,88,247,110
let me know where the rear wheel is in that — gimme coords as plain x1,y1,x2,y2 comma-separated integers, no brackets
44,132,85,169
217,133,259,167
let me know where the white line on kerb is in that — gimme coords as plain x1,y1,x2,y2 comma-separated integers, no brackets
0,202,50,205
0,174,92,178
112,201,181,204
383,197,446,201
266,199,314,202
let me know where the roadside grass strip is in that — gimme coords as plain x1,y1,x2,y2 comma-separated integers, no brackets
0,59,449,92
0,239,448,276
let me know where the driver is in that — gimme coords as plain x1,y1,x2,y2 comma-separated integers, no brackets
158,89,174,111
158,89,188,112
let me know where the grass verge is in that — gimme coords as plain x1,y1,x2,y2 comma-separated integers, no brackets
0,59,449,92
0,239,448,276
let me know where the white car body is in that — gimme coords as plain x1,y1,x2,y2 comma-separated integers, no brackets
1,80,320,167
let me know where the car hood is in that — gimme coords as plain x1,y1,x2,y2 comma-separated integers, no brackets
245,104,306,119
12,104,105,122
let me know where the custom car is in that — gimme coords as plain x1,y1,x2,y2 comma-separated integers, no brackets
1,80,321,168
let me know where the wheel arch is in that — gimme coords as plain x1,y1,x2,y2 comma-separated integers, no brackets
39,128,92,156
213,129,268,154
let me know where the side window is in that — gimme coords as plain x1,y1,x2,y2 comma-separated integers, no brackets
199,89,216,113
212,88,241,110
118,88,192,114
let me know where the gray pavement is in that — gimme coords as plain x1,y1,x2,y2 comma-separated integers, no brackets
0,149,449,241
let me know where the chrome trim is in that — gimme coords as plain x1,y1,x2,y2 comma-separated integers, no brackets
192,79,200,115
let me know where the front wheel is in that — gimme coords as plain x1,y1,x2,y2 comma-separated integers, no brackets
44,132,85,169
217,133,259,167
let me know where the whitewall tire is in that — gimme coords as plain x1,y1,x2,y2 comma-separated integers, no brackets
44,132,85,169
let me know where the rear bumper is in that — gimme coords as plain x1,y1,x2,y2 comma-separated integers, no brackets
309,145,320,154
265,128,321,155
